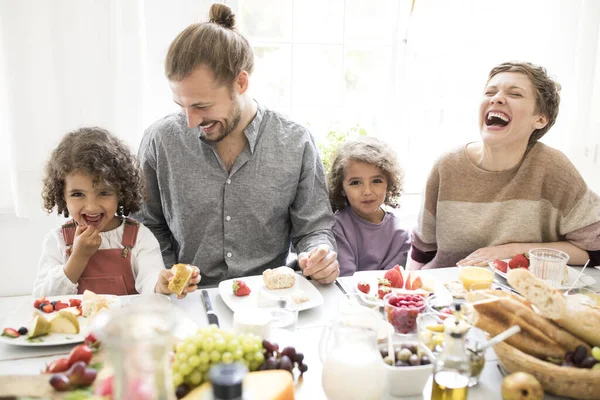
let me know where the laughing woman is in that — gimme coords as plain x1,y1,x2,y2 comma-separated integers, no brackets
409,61,600,270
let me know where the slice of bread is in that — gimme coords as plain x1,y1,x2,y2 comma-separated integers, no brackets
168,264,195,295
506,269,566,319
262,266,296,290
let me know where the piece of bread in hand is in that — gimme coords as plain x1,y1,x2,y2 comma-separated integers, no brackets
506,268,566,319
263,266,296,290
168,264,196,295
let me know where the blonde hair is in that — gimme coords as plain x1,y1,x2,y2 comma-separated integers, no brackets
488,61,561,145
165,3,254,84
328,137,404,212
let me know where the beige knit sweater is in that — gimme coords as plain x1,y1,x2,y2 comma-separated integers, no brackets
411,142,600,268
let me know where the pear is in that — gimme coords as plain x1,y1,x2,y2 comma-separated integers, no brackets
28,314,52,338
50,309,80,334
501,372,544,400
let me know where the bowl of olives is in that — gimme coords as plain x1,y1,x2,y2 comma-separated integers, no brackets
379,342,435,397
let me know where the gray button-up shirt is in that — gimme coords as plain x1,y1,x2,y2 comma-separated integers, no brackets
135,102,336,286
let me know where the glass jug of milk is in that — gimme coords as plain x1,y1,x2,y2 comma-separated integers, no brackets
319,325,385,400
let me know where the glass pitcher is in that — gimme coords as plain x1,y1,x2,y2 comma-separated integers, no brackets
91,294,181,400
319,324,385,400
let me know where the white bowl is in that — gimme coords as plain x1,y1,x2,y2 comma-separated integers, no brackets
383,343,435,397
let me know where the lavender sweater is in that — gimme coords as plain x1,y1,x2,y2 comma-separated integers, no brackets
334,207,411,276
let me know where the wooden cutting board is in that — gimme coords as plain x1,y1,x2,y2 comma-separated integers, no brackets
0,374,66,398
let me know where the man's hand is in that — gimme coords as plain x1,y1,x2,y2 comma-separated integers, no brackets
155,266,201,299
457,244,515,267
298,244,339,284
72,225,102,259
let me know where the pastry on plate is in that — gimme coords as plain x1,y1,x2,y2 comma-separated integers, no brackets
263,266,296,290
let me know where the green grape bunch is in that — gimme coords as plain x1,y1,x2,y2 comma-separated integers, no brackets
171,325,265,392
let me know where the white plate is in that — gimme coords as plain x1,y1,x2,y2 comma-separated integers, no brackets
218,273,324,312
488,261,596,290
0,295,119,347
352,271,431,308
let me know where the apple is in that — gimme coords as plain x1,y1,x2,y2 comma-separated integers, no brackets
501,372,543,400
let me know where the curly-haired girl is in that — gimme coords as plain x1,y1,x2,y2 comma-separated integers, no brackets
328,136,411,276
34,127,200,297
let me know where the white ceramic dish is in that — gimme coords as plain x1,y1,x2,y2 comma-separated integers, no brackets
0,295,119,347
488,261,595,290
352,271,430,308
218,273,324,312
382,342,435,397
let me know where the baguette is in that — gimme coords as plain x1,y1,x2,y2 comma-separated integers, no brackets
507,268,600,346
554,296,600,347
168,264,196,295
506,268,566,318
465,288,532,309
471,298,567,359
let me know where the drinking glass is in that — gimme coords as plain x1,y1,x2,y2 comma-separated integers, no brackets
529,248,569,287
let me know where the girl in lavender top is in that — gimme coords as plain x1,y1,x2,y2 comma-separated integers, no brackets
328,137,411,276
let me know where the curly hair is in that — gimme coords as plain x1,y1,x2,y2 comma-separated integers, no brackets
488,61,561,145
42,127,144,217
328,136,404,213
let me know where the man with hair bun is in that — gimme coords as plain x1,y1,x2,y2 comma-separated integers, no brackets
136,3,339,286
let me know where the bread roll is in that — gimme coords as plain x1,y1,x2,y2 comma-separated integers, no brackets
168,264,195,295
263,266,296,290
554,296,600,347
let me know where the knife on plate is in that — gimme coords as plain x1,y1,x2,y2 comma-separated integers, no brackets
201,289,219,327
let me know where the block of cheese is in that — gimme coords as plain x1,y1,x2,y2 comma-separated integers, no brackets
49,310,80,334
183,370,295,400
168,264,196,295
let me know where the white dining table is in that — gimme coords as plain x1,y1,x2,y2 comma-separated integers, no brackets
1,266,598,399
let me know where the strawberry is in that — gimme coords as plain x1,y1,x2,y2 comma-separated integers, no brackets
384,268,404,288
69,299,82,307
42,303,54,313
33,297,46,309
378,285,392,299
509,254,529,269
232,279,251,296
407,272,423,290
54,302,69,311
377,278,391,287
2,328,20,338
357,281,370,294
492,259,508,273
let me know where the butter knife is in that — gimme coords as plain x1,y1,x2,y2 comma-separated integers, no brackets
201,289,219,327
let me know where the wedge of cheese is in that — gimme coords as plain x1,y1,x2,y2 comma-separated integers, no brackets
28,314,52,338
183,370,294,400
49,309,80,334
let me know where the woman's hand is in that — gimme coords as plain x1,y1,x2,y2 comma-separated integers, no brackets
457,244,516,267
72,225,102,259
155,266,201,299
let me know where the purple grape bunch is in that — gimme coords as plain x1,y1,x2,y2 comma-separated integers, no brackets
260,340,308,375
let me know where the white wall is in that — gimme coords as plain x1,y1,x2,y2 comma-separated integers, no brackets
0,214,65,296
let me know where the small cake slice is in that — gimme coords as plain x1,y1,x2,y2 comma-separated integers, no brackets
168,264,196,295
263,266,296,290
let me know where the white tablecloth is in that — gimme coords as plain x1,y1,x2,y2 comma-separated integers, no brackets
2,266,598,399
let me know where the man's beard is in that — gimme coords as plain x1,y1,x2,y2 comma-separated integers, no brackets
200,100,242,143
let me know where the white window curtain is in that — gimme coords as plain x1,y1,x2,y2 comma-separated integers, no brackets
1,0,599,219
